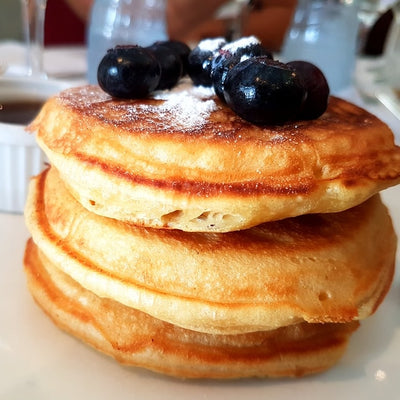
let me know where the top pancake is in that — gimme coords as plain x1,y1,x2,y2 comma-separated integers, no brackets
30,83,400,232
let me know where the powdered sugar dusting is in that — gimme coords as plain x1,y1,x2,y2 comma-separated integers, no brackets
222,36,260,55
153,80,215,101
149,81,217,131
197,37,226,52
58,83,218,133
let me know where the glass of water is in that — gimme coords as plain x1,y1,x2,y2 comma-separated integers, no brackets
20,0,48,78
281,0,360,93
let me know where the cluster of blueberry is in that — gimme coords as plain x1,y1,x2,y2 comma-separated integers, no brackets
97,41,191,99
97,36,330,126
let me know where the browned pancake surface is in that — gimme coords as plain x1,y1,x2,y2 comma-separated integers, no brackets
30,84,400,231
24,239,360,379
24,167,396,334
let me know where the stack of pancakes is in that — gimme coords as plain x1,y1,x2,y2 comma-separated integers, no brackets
24,84,400,379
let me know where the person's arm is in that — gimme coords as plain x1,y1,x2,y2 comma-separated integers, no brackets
166,0,227,41
240,0,298,51
62,0,297,52
62,0,225,36
62,0,93,21
167,0,297,52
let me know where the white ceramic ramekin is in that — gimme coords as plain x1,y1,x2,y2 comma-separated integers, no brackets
0,77,71,213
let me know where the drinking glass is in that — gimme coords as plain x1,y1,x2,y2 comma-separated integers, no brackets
20,0,48,78
281,0,360,93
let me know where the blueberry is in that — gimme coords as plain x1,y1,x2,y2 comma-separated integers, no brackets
188,37,226,86
211,36,273,102
224,57,306,125
153,40,191,76
287,61,330,119
97,45,161,98
147,43,183,90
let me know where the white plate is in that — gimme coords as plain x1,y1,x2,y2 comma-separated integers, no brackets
0,184,399,400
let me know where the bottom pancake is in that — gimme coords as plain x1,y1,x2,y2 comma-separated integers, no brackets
24,239,359,379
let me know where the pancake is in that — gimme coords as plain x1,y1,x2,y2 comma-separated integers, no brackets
29,84,400,232
24,167,396,334
24,239,360,379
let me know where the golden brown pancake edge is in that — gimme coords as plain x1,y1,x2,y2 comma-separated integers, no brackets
24,239,360,379
24,167,397,334
30,85,400,232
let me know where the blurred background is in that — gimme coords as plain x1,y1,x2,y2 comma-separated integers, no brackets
0,0,395,53
0,0,85,46
0,0,24,42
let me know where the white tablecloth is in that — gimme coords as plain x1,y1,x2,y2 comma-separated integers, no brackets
0,40,87,82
